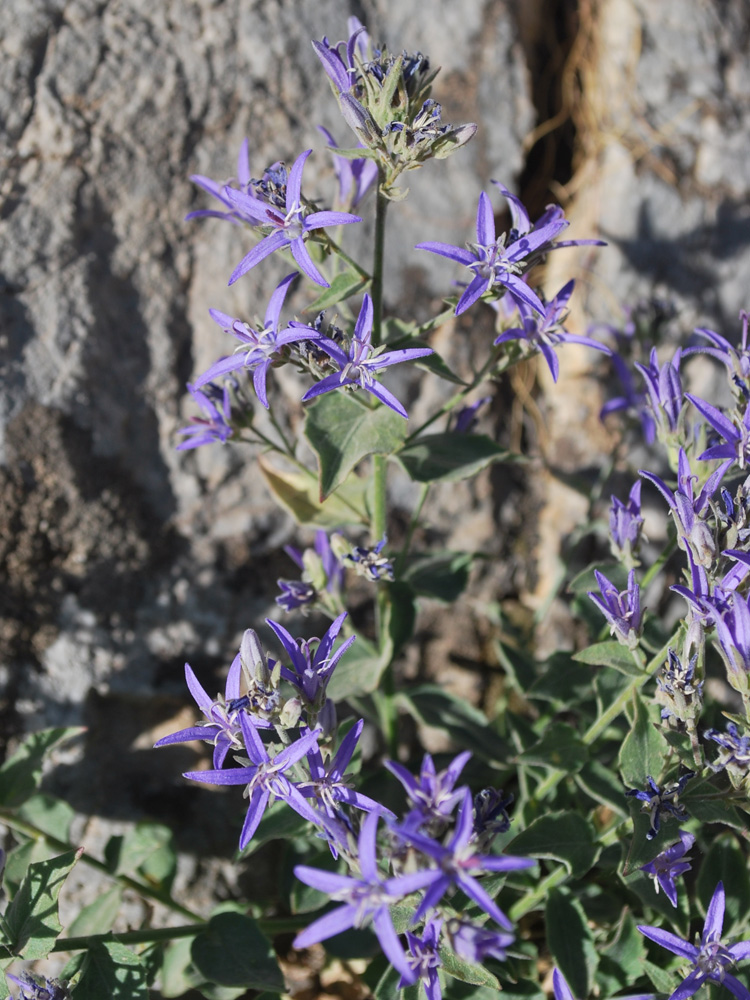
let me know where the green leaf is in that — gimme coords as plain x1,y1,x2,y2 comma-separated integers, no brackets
402,551,473,602
3,849,82,960
574,760,629,817
508,811,599,879
573,641,643,676
66,886,122,939
396,685,509,764
696,834,750,932
306,269,369,312
325,634,389,701
160,935,199,998
109,822,172,878
258,456,367,527
70,941,149,999
17,794,75,842
383,582,416,660
439,946,500,988
2,840,58,900
305,392,406,499
518,722,588,772
618,693,669,787
683,793,749,833
191,912,284,992
600,909,646,990
642,958,678,995
0,728,84,807
397,432,515,483
545,889,598,998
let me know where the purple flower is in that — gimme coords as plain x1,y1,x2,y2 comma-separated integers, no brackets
686,310,750,380
183,715,321,850
640,449,730,568
702,588,750,687
638,881,750,1000
176,382,234,450
705,724,750,791
445,918,514,963
194,274,316,408
625,773,694,840
688,392,750,468
154,656,243,768
588,568,643,649
318,125,378,207
635,347,684,439
266,611,355,723
472,787,514,849
392,788,536,929
494,279,611,382
453,396,491,433
300,295,432,418
609,481,645,566
276,530,346,613
399,916,443,999
5,973,69,1000
221,149,361,287
312,19,367,95
344,535,394,581
275,579,316,613
297,719,386,822
416,184,603,317
600,353,656,444
385,751,471,832
293,810,435,983
186,137,255,225
639,831,695,907
656,649,703,728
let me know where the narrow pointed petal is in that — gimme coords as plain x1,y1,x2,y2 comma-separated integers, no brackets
291,237,329,287
193,354,250,389
415,241,476,266
287,149,312,209
264,272,298,330
686,394,738,441
366,380,408,418
302,373,353,402
183,765,256,785
229,231,289,285
294,903,357,949
239,787,271,849
185,663,214,714
476,191,495,245
456,275,489,315
637,925,699,961
305,210,363,228
703,881,725,942
354,294,374,342
372,908,414,982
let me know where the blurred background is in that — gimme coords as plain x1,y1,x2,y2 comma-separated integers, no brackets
1,0,749,946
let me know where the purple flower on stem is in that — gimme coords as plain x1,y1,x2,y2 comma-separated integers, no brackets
312,19,368,95
222,149,361,287
385,751,471,832
186,138,255,225
446,918,514,963
176,382,234,450
639,830,695,907
393,788,536,930
588,568,643,650
194,274,316,408
297,719,386,822
154,656,243,768
276,530,346,613
702,589,750,695
266,611,355,723
318,125,378,207
494,279,611,382
293,810,435,983
625,773,694,840
344,535,395,581
183,715,321,850
686,310,750,380
688,392,750,468
400,916,443,999
417,184,603,317
300,294,433,418
640,449,730,568
638,881,750,1000
600,353,656,444
635,347,684,440
5,973,69,1000
275,579,316,613
453,396,491,433
610,481,645,567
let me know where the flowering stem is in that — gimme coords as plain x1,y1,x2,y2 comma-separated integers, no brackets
371,186,388,350
395,483,430,577
509,864,567,920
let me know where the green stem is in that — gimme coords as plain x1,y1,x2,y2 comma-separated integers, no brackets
395,483,430,577
371,455,388,545
371,186,388,349
0,811,203,924
509,865,567,920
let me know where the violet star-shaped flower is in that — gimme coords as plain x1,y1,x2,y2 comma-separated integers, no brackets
417,183,603,317
392,788,536,929
266,611,355,717
610,480,645,563
293,809,435,983
639,830,695,907
385,750,471,832
494,279,611,382
300,294,433,418
638,881,750,1000
222,149,361,287
685,310,750,380
635,347,684,438
705,722,750,774
588,568,643,649
183,715,321,850
176,382,234,450
399,916,443,999
640,448,731,569
446,918,514,964
626,773,694,840
193,274,316,407
154,656,243,768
